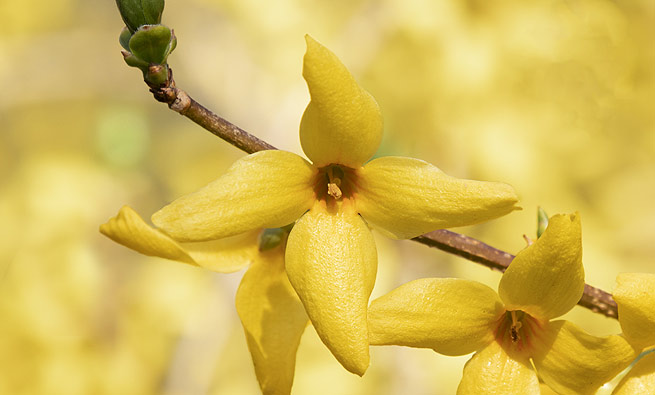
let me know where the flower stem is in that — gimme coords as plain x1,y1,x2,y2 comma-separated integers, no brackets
142,66,619,320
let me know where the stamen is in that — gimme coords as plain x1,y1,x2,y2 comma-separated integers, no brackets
326,167,343,199
510,311,522,342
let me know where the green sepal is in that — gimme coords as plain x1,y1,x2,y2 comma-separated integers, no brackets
129,25,174,64
121,51,149,69
119,27,132,51
537,206,549,238
116,0,165,33
258,228,286,251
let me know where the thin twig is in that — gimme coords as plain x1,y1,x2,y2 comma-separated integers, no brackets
148,68,275,153
145,70,619,319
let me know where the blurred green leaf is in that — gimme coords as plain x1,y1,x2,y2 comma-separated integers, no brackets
537,207,549,239
258,228,286,251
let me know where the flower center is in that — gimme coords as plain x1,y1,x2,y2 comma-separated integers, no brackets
315,164,357,202
494,310,543,353
326,166,343,199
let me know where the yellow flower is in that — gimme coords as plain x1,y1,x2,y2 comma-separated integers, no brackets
612,273,655,394
369,213,638,394
102,35,519,376
100,206,308,395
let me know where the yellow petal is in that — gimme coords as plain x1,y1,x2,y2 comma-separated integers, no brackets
100,205,256,273
184,231,262,273
457,341,540,395
532,320,638,395
355,156,520,239
614,273,655,350
152,150,317,242
369,278,504,356
100,205,196,264
235,245,309,395
299,35,383,168
285,200,377,375
498,213,584,320
613,351,655,395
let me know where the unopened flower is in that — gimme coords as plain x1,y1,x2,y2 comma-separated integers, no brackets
102,35,520,376
369,214,637,394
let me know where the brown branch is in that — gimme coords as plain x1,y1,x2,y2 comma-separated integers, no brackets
145,69,619,320
148,68,275,154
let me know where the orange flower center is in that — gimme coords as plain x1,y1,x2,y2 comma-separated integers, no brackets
315,164,357,202
494,310,544,354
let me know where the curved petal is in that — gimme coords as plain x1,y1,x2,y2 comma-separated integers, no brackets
299,35,383,168
498,213,584,320
368,278,504,356
285,200,377,376
100,206,256,273
101,205,196,264
235,245,309,395
152,150,317,242
613,351,655,395
457,341,540,395
614,273,655,350
532,320,638,395
355,156,520,239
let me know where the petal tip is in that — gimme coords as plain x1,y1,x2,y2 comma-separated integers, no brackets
343,354,369,377
304,33,317,47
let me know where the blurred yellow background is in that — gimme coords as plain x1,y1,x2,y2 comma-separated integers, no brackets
0,0,653,394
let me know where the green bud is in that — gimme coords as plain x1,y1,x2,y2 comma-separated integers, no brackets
258,228,286,251
537,206,549,238
128,24,175,64
116,0,165,33
119,26,132,51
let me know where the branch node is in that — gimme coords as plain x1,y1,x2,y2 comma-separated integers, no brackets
169,89,191,114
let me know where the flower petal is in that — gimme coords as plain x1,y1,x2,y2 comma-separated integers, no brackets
355,156,520,239
613,351,655,395
183,232,261,273
299,35,383,168
614,273,655,350
498,213,584,320
368,278,504,356
101,205,196,264
152,150,317,242
100,205,255,273
457,341,540,395
532,320,638,395
235,245,309,395
285,200,377,376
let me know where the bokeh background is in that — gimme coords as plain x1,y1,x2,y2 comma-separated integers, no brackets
1,0,653,394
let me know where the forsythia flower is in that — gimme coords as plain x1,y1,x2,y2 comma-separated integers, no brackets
612,273,655,394
100,206,308,395
101,35,520,375
368,213,637,394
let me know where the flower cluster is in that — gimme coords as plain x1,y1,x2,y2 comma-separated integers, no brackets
368,214,639,394
102,36,651,394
